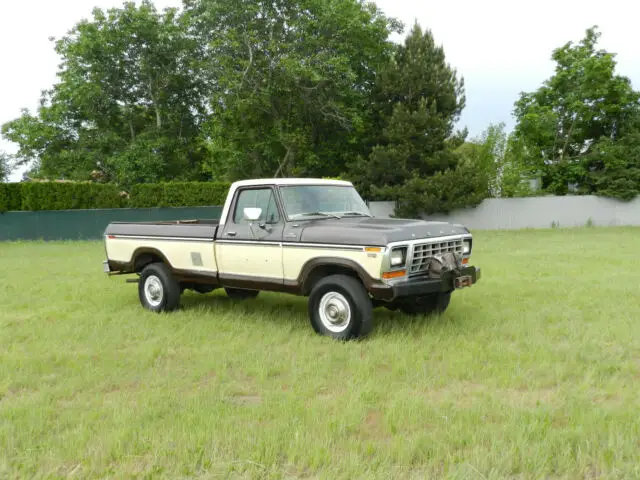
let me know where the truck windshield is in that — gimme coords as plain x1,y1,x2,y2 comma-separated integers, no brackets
279,185,372,219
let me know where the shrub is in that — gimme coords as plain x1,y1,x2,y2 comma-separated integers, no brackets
20,182,126,211
129,182,230,208
1,180,232,211
0,183,23,212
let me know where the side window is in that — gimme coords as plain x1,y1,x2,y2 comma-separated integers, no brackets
233,188,281,224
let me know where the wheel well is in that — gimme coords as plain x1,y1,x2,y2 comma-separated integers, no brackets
302,264,362,295
133,250,167,273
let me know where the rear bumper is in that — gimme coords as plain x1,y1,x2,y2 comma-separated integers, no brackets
373,266,481,301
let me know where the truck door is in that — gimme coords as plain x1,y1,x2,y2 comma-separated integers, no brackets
216,186,284,283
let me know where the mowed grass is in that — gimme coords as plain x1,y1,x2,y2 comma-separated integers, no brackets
1,228,640,479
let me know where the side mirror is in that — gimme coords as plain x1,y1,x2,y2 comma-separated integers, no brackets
243,207,262,222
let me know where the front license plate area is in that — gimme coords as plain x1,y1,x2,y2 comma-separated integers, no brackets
454,275,472,289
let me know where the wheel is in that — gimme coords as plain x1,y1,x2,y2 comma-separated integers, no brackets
308,274,373,340
399,292,451,316
138,263,181,312
225,288,260,300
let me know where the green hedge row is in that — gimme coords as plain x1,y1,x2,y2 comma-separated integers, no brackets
129,182,230,208
0,181,231,212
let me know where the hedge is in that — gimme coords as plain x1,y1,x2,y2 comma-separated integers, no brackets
0,183,23,212
0,181,231,212
129,182,230,208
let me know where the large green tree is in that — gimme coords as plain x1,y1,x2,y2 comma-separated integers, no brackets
513,26,640,198
346,23,483,216
2,1,208,186
185,0,401,180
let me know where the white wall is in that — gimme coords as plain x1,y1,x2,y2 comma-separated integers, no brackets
368,195,640,230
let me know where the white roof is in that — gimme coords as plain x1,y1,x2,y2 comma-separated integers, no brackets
230,178,353,188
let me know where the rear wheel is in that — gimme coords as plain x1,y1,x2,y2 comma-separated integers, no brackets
308,275,373,340
399,292,451,316
225,288,260,300
138,263,181,312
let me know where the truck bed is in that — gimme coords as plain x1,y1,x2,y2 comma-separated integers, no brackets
105,219,218,240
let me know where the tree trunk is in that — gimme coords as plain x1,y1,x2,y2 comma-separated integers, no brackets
274,147,292,178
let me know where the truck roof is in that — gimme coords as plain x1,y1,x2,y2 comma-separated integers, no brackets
230,178,353,188
219,178,355,226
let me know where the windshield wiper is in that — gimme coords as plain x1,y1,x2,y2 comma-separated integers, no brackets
341,211,372,218
295,211,342,219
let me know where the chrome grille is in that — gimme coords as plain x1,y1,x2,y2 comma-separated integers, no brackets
409,239,465,275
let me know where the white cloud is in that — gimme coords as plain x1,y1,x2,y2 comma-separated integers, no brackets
1,0,638,181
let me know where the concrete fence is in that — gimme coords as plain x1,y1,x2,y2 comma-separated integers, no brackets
368,195,640,230
1,195,638,241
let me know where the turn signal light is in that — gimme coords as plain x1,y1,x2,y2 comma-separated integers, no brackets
365,247,382,252
462,258,469,265
382,270,406,279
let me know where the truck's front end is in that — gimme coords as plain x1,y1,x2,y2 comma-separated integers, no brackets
368,229,480,315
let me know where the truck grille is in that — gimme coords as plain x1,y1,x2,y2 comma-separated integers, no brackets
409,239,465,275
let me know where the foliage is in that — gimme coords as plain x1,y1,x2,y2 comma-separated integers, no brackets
129,181,230,208
1,1,209,186
374,163,487,218
0,151,13,182
512,26,640,198
457,123,535,199
0,183,23,212
185,0,401,181
347,23,474,215
0,181,231,211
587,123,640,201
19,182,126,211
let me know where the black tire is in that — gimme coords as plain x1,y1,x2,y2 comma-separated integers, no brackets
138,263,181,312
225,288,260,300
399,292,451,316
308,274,373,340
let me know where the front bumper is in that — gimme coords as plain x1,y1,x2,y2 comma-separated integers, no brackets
386,266,481,300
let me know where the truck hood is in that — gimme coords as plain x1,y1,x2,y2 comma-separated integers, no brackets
297,217,469,246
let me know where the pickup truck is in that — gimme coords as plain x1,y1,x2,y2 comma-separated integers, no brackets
103,178,480,339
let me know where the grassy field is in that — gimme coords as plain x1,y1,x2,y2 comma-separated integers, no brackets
1,228,640,479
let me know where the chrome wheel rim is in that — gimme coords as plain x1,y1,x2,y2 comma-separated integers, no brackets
144,275,164,307
318,291,351,333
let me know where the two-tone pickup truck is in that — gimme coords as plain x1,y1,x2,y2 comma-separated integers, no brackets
103,178,480,339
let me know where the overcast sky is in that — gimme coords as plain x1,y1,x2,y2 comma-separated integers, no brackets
1,0,639,181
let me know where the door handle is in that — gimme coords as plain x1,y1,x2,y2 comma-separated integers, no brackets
227,231,237,237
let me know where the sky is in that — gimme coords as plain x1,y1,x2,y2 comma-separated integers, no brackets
1,0,639,181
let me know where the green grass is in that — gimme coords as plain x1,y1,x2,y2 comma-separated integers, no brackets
2,228,640,479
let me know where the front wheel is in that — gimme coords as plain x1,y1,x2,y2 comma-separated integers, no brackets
138,263,181,312
399,292,451,316
308,275,373,340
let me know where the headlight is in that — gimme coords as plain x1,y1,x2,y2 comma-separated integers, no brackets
463,239,471,255
390,247,407,267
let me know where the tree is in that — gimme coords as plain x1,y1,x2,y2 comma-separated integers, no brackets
0,151,13,182
185,0,401,180
456,123,534,198
347,23,479,216
2,1,209,186
512,26,640,197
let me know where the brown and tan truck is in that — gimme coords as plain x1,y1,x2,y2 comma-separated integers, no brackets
103,178,481,339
